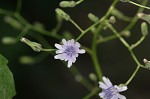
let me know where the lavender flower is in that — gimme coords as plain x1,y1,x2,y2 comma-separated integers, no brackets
54,39,85,68
99,76,127,99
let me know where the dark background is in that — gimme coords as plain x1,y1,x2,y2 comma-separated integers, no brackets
0,0,150,99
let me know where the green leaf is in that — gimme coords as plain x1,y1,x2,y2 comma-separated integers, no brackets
0,54,16,99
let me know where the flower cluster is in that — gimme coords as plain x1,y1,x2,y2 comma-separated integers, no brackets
54,39,85,68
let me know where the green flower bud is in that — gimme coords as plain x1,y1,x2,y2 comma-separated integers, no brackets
138,13,150,24
109,16,116,24
59,1,76,8
88,13,99,23
19,56,35,65
55,8,70,21
143,58,150,70
1,36,16,45
89,73,97,81
141,22,148,36
4,16,23,30
20,37,42,52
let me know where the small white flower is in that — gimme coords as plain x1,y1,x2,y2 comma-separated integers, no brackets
99,76,127,99
54,39,85,68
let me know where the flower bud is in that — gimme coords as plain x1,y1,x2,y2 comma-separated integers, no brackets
143,58,150,70
1,36,16,45
141,22,148,36
55,8,70,21
59,1,76,8
4,16,23,30
19,56,35,65
89,73,97,81
138,13,150,24
88,13,99,23
75,75,82,82
109,16,116,24
20,37,42,52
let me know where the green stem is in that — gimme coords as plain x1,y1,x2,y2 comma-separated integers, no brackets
16,25,30,41
124,0,148,30
82,87,100,99
76,0,84,5
106,22,143,85
69,66,93,91
91,25,103,81
128,0,150,10
125,65,141,85
131,36,146,49
16,0,23,13
41,48,56,52
0,8,14,16
69,19,84,32
75,0,119,41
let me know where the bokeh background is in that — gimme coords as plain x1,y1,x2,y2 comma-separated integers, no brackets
0,0,150,99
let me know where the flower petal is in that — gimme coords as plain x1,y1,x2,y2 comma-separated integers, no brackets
103,77,113,87
114,85,127,92
75,42,80,48
99,82,108,89
62,39,67,45
78,49,85,54
67,60,73,68
117,93,126,99
55,43,63,49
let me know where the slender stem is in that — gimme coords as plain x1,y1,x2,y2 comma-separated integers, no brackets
69,19,84,32
16,0,23,13
69,66,94,91
96,0,147,44
16,25,30,41
91,25,103,81
83,87,100,99
0,8,14,16
128,0,150,10
97,32,126,44
106,22,143,85
124,0,148,31
131,36,146,49
41,48,56,52
76,0,84,5
75,0,119,41
125,65,141,85
81,46,92,55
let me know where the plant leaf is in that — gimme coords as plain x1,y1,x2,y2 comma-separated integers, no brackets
0,54,16,99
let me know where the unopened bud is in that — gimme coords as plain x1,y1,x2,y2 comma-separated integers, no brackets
120,0,129,2
19,56,35,65
138,13,150,24
109,16,116,24
59,1,76,8
141,22,148,36
63,31,74,40
55,8,70,21
121,30,131,37
20,37,42,52
75,75,82,82
88,13,99,23
89,73,97,81
143,58,150,70
4,16,23,30
1,36,16,45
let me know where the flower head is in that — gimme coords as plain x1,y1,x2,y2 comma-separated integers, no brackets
54,39,85,68
99,76,127,99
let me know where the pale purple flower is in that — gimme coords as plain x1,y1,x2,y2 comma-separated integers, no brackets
99,76,127,99
54,39,85,68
